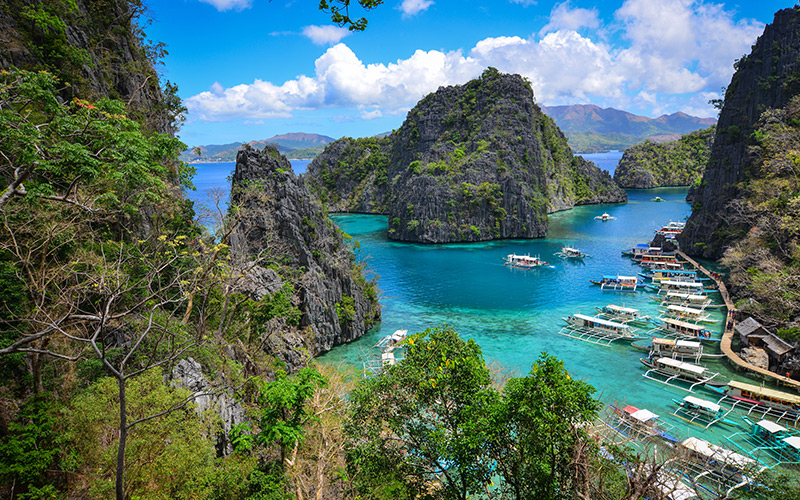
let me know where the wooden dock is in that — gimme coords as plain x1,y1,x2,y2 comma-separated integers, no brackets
677,251,800,391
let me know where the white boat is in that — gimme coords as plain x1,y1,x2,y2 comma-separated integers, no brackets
504,253,548,269
596,304,651,325
590,275,641,292
606,404,679,443
641,356,727,391
554,245,589,259
594,212,616,221
375,329,409,351
658,292,713,308
655,317,716,340
651,280,708,294
659,304,717,324
559,313,644,345
632,337,717,362
673,395,736,428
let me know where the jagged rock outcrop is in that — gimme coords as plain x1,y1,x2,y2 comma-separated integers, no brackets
171,358,246,456
229,145,381,368
679,8,800,258
740,347,769,371
614,126,715,188
306,69,626,243
0,0,176,135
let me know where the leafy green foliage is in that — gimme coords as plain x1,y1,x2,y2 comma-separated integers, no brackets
232,367,326,462
490,354,599,500
0,395,61,495
336,295,356,323
250,283,302,327
345,326,498,499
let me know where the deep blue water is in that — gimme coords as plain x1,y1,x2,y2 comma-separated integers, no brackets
581,151,623,175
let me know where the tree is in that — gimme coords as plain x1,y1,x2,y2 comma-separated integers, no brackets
232,366,327,465
345,326,499,500
318,0,385,31
490,353,600,500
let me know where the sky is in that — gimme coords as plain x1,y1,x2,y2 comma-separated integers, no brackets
143,0,797,147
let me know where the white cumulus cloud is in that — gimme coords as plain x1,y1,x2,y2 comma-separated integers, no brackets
539,2,600,35
302,25,352,45
197,0,252,11
400,0,434,18
185,0,764,123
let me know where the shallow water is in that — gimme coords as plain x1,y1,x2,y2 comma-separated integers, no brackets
320,187,761,446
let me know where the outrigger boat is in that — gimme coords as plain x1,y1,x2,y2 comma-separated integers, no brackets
705,380,800,428
554,245,590,259
621,243,653,258
640,269,701,282
652,317,717,341
631,337,724,362
595,304,652,325
659,305,717,324
676,437,761,496
655,292,714,308
657,221,686,234
365,329,409,374
594,212,616,221
725,417,800,468
640,260,685,271
641,356,727,391
589,275,641,292
673,395,736,428
633,251,679,263
651,196,665,202
649,280,709,294
605,404,679,443
504,253,548,269
559,313,645,346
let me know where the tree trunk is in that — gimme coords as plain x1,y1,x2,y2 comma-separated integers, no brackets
116,376,127,500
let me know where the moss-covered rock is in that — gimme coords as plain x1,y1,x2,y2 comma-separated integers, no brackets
613,126,715,189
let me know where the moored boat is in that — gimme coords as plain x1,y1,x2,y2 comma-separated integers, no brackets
641,356,727,390
659,304,717,324
589,275,641,292
596,304,651,325
673,395,736,428
606,404,679,443
655,317,716,340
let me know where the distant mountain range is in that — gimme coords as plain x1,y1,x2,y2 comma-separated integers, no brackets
183,106,716,162
541,104,716,153
181,132,335,162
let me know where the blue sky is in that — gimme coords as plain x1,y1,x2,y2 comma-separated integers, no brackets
144,0,796,146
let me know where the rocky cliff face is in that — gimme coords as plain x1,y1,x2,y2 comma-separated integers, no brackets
613,126,715,189
229,145,380,368
306,70,625,243
0,0,176,135
679,8,800,258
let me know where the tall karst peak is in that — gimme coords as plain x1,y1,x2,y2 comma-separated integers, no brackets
306,69,625,244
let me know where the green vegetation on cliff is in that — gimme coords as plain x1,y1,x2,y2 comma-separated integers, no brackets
613,126,715,188
718,98,800,333
307,69,625,243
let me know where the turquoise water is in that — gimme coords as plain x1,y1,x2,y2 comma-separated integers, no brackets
320,187,755,446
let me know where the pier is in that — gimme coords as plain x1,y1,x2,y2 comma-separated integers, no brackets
677,251,800,391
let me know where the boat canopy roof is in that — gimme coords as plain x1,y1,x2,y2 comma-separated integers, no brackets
676,340,702,349
603,275,637,281
653,337,675,346
663,317,705,332
507,253,540,261
756,419,788,434
666,305,705,315
656,357,706,375
683,395,721,413
606,304,638,314
681,437,755,468
783,436,800,450
573,313,629,329
661,280,703,288
630,408,659,422
728,380,800,405
391,329,408,341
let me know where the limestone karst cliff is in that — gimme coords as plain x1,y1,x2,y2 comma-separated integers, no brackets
613,126,715,189
306,69,626,243
678,7,800,338
229,145,381,368
679,7,800,259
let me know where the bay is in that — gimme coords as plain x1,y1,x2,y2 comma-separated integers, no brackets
319,187,748,446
